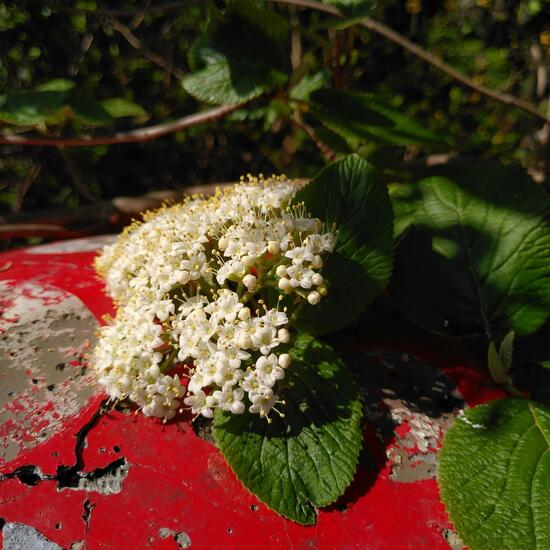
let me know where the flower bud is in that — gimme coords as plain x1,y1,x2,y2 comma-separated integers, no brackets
311,255,323,268
312,273,324,285
218,236,228,250
243,274,257,289
238,307,251,320
278,328,290,343
268,241,280,254
279,354,291,369
307,291,320,305
284,220,295,232
318,285,328,296
238,334,252,349
242,255,255,267
275,264,288,278
278,277,291,291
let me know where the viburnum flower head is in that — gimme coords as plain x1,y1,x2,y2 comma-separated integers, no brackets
92,175,335,421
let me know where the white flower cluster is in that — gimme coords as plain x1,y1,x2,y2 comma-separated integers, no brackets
93,176,335,421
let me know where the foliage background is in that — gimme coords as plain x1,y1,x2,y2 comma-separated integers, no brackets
0,0,549,220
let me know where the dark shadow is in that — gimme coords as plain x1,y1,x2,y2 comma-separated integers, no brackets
215,336,357,439
390,220,550,365
326,349,464,510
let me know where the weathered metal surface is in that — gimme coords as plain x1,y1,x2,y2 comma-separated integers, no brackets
1,521,63,550
0,280,97,465
0,236,504,549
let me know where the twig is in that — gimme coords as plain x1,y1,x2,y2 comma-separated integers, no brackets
289,6,302,71
291,116,336,162
0,104,242,147
0,224,72,237
269,0,550,124
58,147,98,202
14,164,41,212
108,18,185,80
530,42,550,186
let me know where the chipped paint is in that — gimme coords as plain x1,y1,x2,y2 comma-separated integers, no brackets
58,458,130,495
0,237,505,549
0,281,97,465
357,350,464,484
2,521,62,550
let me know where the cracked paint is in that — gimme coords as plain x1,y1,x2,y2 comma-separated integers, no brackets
0,236,503,549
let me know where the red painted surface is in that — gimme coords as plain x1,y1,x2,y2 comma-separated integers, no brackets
0,238,503,549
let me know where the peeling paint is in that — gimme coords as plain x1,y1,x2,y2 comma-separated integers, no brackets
58,458,130,495
356,350,464,483
0,281,97,465
175,531,192,548
0,238,504,549
442,527,466,549
2,521,62,550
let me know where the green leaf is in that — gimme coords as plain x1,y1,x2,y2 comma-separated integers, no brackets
35,79,75,92
289,70,330,102
322,0,371,13
230,0,289,42
183,20,287,105
0,90,68,125
188,35,229,71
439,398,550,550
390,162,550,340
213,333,363,524
310,89,449,147
292,154,394,334
67,93,113,126
100,98,147,118
488,341,508,385
388,182,423,243
499,331,515,371
183,62,286,105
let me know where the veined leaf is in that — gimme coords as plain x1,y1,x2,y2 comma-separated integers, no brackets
183,21,287,105
292,154,394,334
310,89,449,147
388,182,422,242
439,398,550,550
390,162,550,340
230,0,289,42
213,333,363,524
183,62,286,106
0,90,68,125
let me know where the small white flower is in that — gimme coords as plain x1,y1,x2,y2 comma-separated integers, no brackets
256,354,285,386
184,390,216,418
285,246,314,265
248,389,279,417
213,386,245,414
